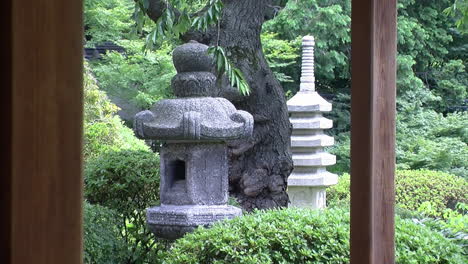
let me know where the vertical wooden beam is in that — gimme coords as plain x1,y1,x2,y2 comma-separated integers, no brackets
1,0,84,263
350,0,397,263
0,0,12,262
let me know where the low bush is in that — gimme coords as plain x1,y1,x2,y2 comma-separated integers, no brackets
85,149,161,263
83,61,149,161
83,62,119,124
84,116,149,160
328,132,350,175
83,202,126,264
327,170,468,217
85,148,160,211
160,208,466,264
415,205,468,256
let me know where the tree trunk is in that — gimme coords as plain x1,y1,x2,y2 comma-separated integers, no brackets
149,0,293,210
207,0,292,210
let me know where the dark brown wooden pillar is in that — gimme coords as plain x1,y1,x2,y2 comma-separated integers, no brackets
1,0,83,263
350,0,397,263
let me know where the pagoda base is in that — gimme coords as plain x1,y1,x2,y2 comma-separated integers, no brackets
287,172,338,209
288,186,327,209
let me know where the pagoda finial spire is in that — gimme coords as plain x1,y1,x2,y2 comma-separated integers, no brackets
300,35,315,92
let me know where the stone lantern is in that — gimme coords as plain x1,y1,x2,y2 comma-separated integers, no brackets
134,41,253,240
287,36,338,209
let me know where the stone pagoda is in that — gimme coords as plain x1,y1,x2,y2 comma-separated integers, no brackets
134,41,253,240
287,36,338,209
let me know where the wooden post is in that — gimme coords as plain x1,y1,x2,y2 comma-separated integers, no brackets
350,0,397,263
1,1,83,263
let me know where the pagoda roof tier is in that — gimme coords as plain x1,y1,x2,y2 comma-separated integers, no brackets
287,91,332,112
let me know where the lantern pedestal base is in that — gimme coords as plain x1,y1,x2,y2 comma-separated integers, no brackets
147,205,242,240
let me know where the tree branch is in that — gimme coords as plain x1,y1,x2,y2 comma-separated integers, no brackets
264,0,289,21
139,0,214,44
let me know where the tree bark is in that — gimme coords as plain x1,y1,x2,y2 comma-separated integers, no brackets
147,0,293,210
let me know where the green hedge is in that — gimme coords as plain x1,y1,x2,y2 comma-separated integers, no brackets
83,116,149,160
85,149,161,263
83,202,126,264
159,208,466,264
327,170,468,217
83,61,149,161
84,149,160,212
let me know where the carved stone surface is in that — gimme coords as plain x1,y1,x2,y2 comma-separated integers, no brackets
172,40,214,73
159,143,228,206
171,72,216,97
134,98,253,141
134,40,252,239
147,205,242,240
287,36,338,209
134,41,253,142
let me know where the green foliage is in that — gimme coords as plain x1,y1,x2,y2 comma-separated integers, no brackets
328,132,350,175
84,63,162,262
444,0,468,33
396,0,468,112
160,208,466,263
135,0,223,46
415,203,467,255
329,110,468,177
85,149,161,263
266,0,467,126
396,170,467,216
85,0,175,110
264,0,351,93
191,0,224,31
208,46,250,95
396,110,468,178
431,59,468,110
83,202,126,264
91,40,175,109
83,61,120,124
83,62,149,160
84,0,138,45
85,149,160,219
134,0,250,95
326,173,351,208
161,208,350,263
395,217,466,263
328,170,468,217
84,116,149,160
261,32,300,86
327,93,351,135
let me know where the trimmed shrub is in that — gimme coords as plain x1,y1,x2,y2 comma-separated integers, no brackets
160,208,466,264
328,132,351,175
83,61,149,161
83,61,119,124
83,116,149,160
327,170,468,217
85,149,161,263
395,217,466,263
162,208,349,263
85,149,160,216
83,202,126,264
